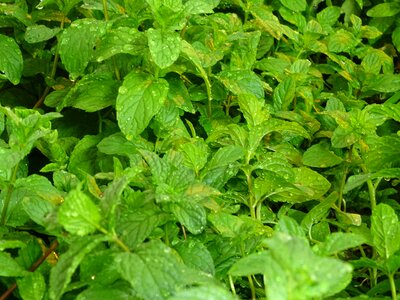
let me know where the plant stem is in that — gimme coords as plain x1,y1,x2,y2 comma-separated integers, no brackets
228,275,236,295
0,239,59,300
102,0,109,20
388,273,397,300
248,275,256,300
98,226,130,252
366,179,376,210
101,0,121,81
245,169,256,219
1,162,19,225
34,17,65,109
337,165,348,211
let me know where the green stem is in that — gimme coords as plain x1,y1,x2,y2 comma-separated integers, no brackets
388,272,397,300
98,226,130,252
366,179,376,211
337,165,348,211
228,275,236,296
1,162,20,225
248,275,256,300
101,0,121,81
245,169,256,219
102,0,109,20
34,17,65,109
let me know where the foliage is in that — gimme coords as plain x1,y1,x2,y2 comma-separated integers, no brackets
1,0,400,299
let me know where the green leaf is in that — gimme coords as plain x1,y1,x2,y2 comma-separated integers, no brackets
0,148,24,174
117,208,163,249
49,235,107,300
97,132,153,157
230,31,261,70
314,232,367,256
293,167,331,199
169,285,236,300
174,238,215,275
238,94,269,128
267,233,353,298
95,28,147,62
229,250,273,276
301,192,338,232
201,145,243,188
17,272,46,300
76,288,132,300
179,139,210,175
275,215,305,238
61,73,119,112
371,203,400,259
24,25,60,43
58,188,102,236
230,233,353,299
184,0,220,14
362,74,400,93
0,34,23,85
116,240,187,300
271,167,331,203
68,135,102,176
367,3,400,17
344,168,400,193
0,252,28,276
217,70,264,98
79,249,121,287
263,118,311,140
392,26,400,52
279,0,307,12
116,72,169,139
147,28,181,69
171,200,207,234
59,19,106,80
328,29,359,53
364,136,400,171
302,143,343,168
273,76,296,111
317,6,341,27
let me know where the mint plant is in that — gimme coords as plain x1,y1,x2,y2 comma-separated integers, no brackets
1,0,400,299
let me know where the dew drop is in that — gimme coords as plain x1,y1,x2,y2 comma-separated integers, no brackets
119,86,128,94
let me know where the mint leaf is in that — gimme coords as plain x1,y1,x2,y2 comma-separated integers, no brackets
58,188,102,236
371,204,400,260
174,238,215,275
0,252,28,276
116,72,169,139
217,70,264,98
116,208,163,249
0,34,23,85
17,272,46,300
147,28,181,69
273,76,296,110
171,200,207,234
302,143,343,168
95,28,146,62
367,3,400,17
116,240,187,300
279,0,307,12
25,25,60,43
49,235,107,300
59,19,106,80
169,285,236,300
